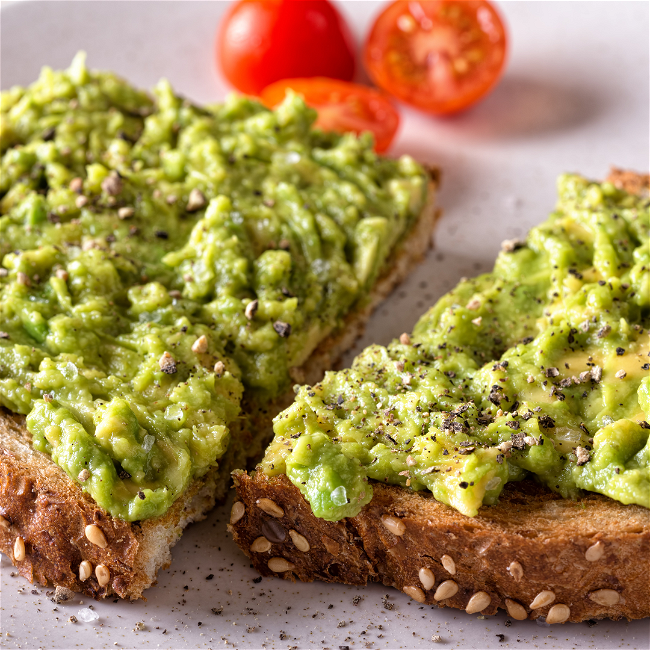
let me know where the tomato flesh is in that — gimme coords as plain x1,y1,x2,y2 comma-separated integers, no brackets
261,78,400,153
218,0,356,96
364,0,508,115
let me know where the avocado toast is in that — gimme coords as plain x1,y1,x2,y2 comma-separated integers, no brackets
0,55,439,599
230,170,650,623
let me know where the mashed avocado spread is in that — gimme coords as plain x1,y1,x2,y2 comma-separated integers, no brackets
0,54,429,520
263,174,650,519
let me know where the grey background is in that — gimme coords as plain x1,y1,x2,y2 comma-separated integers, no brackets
1,1,649,648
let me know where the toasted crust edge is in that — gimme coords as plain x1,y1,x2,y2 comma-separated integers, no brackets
0,170,440,600
230,169,650,623
230,473,650,623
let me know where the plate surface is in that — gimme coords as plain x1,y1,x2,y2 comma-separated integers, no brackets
1,1,649,648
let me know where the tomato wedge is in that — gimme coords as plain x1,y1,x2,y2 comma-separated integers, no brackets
364,0,508,115
261,78,400,152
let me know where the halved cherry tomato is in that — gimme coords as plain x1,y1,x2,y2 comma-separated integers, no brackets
217,0,356,96
261,78,400,153
364,0,508,115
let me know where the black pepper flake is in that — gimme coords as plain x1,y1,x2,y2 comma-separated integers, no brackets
616,347,625,356
459,481,469,489
505,420,520,430
638,421,650,430
252,576,262,584
496,634,505,642
205,574,214,580
154,230,169,239
137,491,145,500
545,367,560,378
273,320,292,338
538,414,555,429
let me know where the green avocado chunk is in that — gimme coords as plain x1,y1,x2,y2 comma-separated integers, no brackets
0,53,429,520
262,174,650,518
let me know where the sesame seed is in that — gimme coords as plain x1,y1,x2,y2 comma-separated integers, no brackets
465,591,491,614
433,580,458,601
95,564,110,587
440,554,456,575
250,537,272,553
505,598,528,620
585,541,605,561
230,501,245,524
256,498,284,518
13,537,25,562
85,524,108,549
267,557,295,573
380,514,405,536
588,589,620,606
508,560,524,581
289,530,310,552
403,585,426,603
79,560,93,582
418,567,435,591
529,590,555,609
545,604,570,624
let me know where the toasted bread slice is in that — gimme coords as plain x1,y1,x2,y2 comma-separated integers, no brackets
0,171,439,600
229,169,650,623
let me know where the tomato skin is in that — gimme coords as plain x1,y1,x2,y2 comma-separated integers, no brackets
261,78,400,153
364,0,508,115
218,0,356,96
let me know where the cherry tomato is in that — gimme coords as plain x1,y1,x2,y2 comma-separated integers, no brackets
261,78,400,152
364,0,508,115
217,0,356,96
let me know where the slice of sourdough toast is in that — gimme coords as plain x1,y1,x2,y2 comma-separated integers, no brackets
0,171,439,601
229,169,650,623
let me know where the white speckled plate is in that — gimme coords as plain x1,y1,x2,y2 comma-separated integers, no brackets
1,1,649,648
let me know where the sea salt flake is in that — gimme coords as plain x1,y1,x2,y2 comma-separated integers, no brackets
77,608,99,623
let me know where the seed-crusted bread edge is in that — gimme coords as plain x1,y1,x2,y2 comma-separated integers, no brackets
228,169,650,623
0,169,440,600
230,472,650,623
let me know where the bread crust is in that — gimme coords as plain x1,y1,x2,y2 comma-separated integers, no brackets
230,169,650,623
0,170,440,600
230,471,650,623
